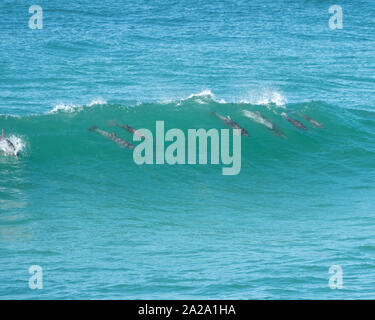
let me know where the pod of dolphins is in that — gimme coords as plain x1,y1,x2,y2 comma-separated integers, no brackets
87,109,324,150
0,106,325,158
0,109,325,157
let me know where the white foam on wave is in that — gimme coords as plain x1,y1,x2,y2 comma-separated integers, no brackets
0,134,26,157
175,89,285,107
177,90,226,106
48,102,78,114
48,97,107,114
186,89,215,100
240,89,287,108
87,97,107,107
0,114,21,119
46,90,286,113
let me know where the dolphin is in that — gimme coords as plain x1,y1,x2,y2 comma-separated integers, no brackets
107,120,146,139
242,109,286,138
242,110,273,129
89,126,135,150
298,114,325,129
211,111,250,137
0,129,19,158
281,112,308,131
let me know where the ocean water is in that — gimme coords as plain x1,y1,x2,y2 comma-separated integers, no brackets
1,0,375,299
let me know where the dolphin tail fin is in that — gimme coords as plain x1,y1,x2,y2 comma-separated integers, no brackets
88,125,98,132
107,119,117,127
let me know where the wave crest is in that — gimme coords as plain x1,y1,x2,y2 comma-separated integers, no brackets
48,97,107,114
240,89,287,108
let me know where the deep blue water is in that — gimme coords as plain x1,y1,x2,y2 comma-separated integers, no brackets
0,0,375,299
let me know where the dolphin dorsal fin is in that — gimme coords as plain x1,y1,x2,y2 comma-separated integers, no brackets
227,116,231,120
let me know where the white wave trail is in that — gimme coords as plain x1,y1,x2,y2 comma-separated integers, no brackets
48,98,107,114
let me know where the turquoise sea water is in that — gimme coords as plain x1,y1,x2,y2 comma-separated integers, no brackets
1,0,375,299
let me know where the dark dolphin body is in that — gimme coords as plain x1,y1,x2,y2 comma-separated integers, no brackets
211,111,250,137
299,114,325,129
272,126,287,138
0,129,18,157
108,120,146,139
281,112,308,131
242,109,286,138
89,126,135,150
